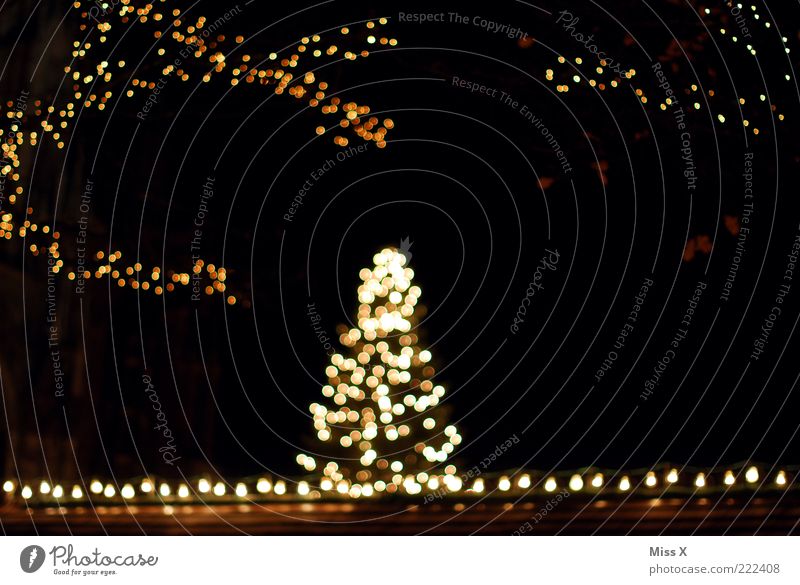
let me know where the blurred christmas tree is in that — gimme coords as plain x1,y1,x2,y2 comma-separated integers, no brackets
298,247,462,497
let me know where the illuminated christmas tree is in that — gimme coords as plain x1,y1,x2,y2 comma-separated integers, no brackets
298,247,462,497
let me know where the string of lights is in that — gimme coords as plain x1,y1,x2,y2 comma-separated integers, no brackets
1,464,795,506
0,3,398,304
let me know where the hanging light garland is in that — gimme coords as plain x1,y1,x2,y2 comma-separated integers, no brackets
1,464,794,506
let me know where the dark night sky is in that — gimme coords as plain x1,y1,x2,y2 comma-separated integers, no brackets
1,0,798,482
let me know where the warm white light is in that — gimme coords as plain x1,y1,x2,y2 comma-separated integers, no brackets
198,479,211,493
472,478,485,493
52,485,64,499
591,473,603,488
39,481,51,495
775,471,787,486
695,473,706,488
212,482,226,496
178,484,190,498
544,477,557,492
159,483,171,497
569,474,583,491
619,476,631,491
103,484,116,498
21,485,33,499
90,480,103,494
518,474,531,489
256,478,272,493
297,481,310,496
666,469,678,484
445,476,462,492
140,479,153,493
274,481,286,495
121,484,135,499
745,466,759,483
724,470,735,485
71,485,83,499
235,483,248,497
498,476,511,491
645,472,657,487
2,480,14,493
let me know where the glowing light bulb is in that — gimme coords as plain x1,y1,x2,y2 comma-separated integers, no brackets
178,484,190,498
745,466,759,483
71,485,83,499
21,485,33,499
645,472,657,487
498,476,511,491
39,481,51,495
256,478,272,493
90,480,103,494
2,480,14,493
52,485,64,499
103,484,116,498
198,479,211,493
544,477,557,492
140,479,153,493
274,481,286,495
234,482,247,497
296,481,309,496
212,482,225,496
120,484,135,499
666,469,679,484
517,474,531,489
724,470,735,485
695,473,706,488
472,478,485,493
775,471,787,486
591,473,603,488
569,474,583,491
619,476,631,491
159,483,171,497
